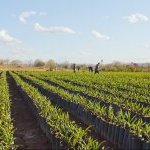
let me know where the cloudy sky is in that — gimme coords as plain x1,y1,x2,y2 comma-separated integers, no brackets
0,0,150,64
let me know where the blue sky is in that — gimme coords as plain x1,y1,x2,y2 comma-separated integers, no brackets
0,0,150,64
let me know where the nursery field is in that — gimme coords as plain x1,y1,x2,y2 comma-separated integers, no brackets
1,71,150,150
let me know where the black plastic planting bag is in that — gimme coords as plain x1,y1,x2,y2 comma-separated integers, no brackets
114,125,120,145
143,141,150,150
118,127,126,148
108,123,115,142
128,135,143,150
122,129,129,148
103,121,109,138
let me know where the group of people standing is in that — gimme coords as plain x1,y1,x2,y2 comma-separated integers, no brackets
73,62,101,74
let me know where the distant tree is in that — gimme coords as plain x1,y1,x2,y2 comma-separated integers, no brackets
46,59,56,71
26,60,33,67
34,59,45,67
0,59,4,65
60,61,70,69
126,65,135,72
79,64,88,71
11,59,22,66
3,59,10,65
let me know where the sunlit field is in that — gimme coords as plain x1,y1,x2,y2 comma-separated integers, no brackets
1,71,150,149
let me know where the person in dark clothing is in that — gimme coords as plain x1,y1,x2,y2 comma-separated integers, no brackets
77,66,80,72
95,63,100,74
73,64,76,73
88,66,93,72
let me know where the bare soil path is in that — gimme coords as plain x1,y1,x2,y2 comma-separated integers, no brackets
7,72,52,150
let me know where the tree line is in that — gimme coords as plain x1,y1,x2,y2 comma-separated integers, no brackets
0,58,150,72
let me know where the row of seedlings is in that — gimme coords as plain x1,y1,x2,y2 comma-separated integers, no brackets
15,71,150,149
10,72,109,150
24,71,150,105
43,71,150,104
27,73,150,122
0,71,15,150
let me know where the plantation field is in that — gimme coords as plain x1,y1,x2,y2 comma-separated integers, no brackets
1,71,150,149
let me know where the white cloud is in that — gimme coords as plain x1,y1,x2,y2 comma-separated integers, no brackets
0,29,29,58
39,12,47,16
124,13,149,23
34,23,76,34
91,30,110,40
19,11,47,24
0,30,20,44
19,11,37,24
